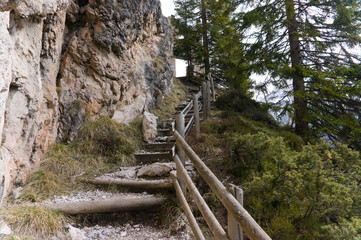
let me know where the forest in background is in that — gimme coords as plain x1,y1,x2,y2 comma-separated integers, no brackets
172,0,361,238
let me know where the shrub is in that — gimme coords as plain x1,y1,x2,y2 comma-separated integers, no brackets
228,133,361,239
215,89,278,127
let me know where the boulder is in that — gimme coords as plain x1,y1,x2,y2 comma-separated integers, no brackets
142,111,158,143
137,162,175,177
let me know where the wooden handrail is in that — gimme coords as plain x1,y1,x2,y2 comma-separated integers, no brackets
170,172,206,240
184,116,195,136
181,100,194,116
173,130,272,240
174,155,229,240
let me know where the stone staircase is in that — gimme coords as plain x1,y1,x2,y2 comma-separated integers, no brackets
44,89,201,239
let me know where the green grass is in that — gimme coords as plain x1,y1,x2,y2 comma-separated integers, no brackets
1,205,69,239
151,78,188,122
16,117,143,203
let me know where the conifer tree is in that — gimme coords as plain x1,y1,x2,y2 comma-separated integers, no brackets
208,0,251,91
172,0,203,77
173,0,252,92
240,0,361,143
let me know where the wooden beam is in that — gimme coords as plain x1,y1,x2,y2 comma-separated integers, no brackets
176,114,186,192
82,178,173,189
173,130,271,240
171,172,206,240
174,155,229,240
44,196,168,214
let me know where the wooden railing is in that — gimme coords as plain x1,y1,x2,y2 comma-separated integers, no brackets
171,79,271,240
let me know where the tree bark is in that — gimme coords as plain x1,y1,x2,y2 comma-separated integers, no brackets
201,0,210,75
285,0,308,137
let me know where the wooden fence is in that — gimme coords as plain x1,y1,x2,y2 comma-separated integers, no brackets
171,79,272,240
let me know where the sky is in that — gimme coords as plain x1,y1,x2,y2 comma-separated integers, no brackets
159,0,176,17
159,1,188,77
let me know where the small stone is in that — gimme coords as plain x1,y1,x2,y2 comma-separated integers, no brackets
0,222,12,235
68,225,86,240
120,231,127,237
12,187,23,199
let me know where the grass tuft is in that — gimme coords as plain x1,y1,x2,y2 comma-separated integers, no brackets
152,78,188,122
17,117,143,203
1,205,68,239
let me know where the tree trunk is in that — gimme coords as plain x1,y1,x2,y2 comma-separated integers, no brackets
285,0,307,137
201,0,210,75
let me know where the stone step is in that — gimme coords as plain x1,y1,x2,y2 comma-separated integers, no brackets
157,128,172,136
158,119,175,129
144,142,174,152
154,136,175,142
135,151,173,163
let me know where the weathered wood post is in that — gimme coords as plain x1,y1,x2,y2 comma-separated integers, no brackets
227,184,244,240
208,73,215,101
193,93,200,139
202,82,208,120
176,113,186,192
206,81,211,114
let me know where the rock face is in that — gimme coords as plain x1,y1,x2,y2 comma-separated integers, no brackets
58,0,174,141
0,0,69,204
0,0,174,204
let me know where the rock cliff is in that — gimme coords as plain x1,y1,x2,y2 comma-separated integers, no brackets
0,0,174,203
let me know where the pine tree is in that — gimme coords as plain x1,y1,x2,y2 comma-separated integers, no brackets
208,0,251,91
173,0,252,93
240,0,361,143
172,0,203,77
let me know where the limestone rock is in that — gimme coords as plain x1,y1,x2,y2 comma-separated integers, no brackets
143,111,158,143
0,1,68,203
58,0,174,140
0,0,174,204
68,225,86,240
137,163,175,177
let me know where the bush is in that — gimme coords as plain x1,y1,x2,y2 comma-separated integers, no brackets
228,132,361,239
215,89,278,127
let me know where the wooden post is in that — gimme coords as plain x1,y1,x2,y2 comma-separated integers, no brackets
227,184,244,240
207,81,211,114
171,172,206,240
202,82,208,120
176,113,186,192
193,93,200,139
